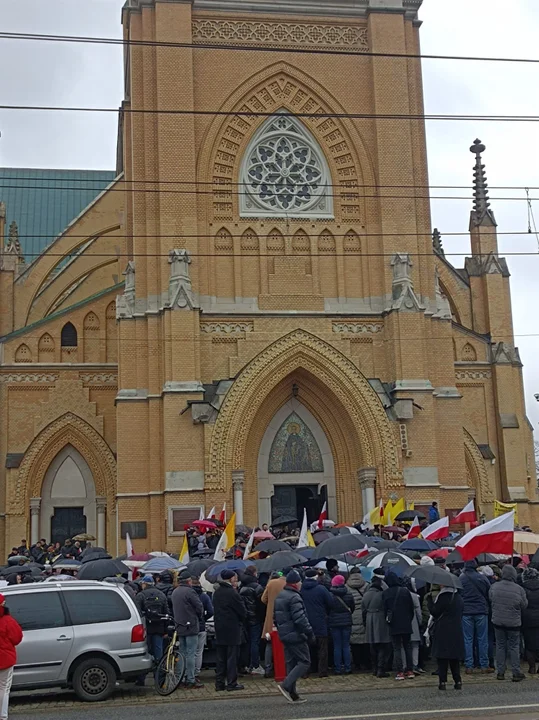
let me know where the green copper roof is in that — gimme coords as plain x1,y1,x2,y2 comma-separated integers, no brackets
0,168,116,261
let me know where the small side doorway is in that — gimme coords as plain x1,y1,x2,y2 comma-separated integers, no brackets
51,507,86,545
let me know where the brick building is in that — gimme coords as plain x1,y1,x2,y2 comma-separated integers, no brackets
0,0,536,555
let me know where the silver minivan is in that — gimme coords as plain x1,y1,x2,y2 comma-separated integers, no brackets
4,581,152,701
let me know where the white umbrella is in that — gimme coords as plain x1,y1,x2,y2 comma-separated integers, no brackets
362,551,416,569
199,570,214,593
149,551,169,557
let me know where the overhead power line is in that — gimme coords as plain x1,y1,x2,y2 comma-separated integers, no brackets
7,231,537,240
0,182,537,202
2,105,539,122
11,251,539,259
2,31,539,65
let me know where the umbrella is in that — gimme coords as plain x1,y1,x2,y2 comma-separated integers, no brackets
428,548,451,559
192,520,218,531
365,539,399,549
311,530,334,545
296,547,316,559
72,533,96,542
235,525,252,535
405,564,463,589
43,574,77,582
253,530,275,540
271,515,298,527
331,526,362,536
310,534,367,560
254,539,291,553
394,510,426,522
81,547,111,562
77,558,129,580
7,556,29,565
314,560,350,573
141,556,184,573
124,552,153,569
514,531,539,555
193,548,215,557
186,559,217,577
359,551,416,571
255,551,307,573
445,549,464,564
149,551,170,557
205,560,248,583
400,539,439,552
52,559,82,570
1,565,33,576
382,526,407,535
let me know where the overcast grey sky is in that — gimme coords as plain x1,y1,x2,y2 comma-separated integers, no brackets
1,0,539,431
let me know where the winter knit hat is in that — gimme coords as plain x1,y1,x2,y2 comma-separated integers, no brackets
286,570,302,585
420,556,435,566
178,569,192,581
141,575,154,584
373,568,385,577
305,569,318,578
221,569,236,580
331,574,345,587
478,565,494,577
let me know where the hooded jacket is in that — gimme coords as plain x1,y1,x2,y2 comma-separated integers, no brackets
346,571,367,644
274,585,314,645
239,572,265,625
489,564,528,629
193,584,214,632
382,573,414,636
300,577,332,637
0,607,23,670
328,585,355,629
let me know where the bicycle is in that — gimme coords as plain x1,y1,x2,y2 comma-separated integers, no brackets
154,617,186,696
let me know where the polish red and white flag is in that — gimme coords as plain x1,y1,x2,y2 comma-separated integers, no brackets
219,502,226,524
208,506,216,520
421,515,450,542
318,501,328,530
456,510,514,561
453,499,476,525
407,515,421,540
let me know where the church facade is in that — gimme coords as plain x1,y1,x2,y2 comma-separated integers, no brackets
0,0,536,555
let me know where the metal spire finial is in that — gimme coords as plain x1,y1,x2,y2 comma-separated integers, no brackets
470,139,490,215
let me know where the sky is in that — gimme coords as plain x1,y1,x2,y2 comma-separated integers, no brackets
1,0,539,430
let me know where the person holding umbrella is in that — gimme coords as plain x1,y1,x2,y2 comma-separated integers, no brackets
427,579,464,690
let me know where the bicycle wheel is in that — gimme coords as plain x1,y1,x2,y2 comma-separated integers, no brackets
154,648,185,696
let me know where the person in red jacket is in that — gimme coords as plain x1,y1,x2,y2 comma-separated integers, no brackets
0,594,23,720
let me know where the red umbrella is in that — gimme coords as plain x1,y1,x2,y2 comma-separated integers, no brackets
428,548,451,559
382,526,407,535
253,530,274,540
192,520,217,531
127,552,153,562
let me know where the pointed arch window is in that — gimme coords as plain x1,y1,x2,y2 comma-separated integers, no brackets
240,113,333,219
61,322,78,348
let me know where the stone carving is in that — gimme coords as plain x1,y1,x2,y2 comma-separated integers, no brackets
7,220,24,264
208,71,362,221
432,228,444,256
390,253,423,312
168,249,197,310
79,373,118,384
491,342,522,366
470,139,497,227
206,329,401,491
192,20,369,51
433,268,452,320
464,428,494,502
200,322,254,334
13,412,116,513
465,254,510,278
455,370,491,380
332,322,383,334
0,373,58,383
116,261,135,319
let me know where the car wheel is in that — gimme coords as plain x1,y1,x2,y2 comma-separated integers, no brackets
72,657,116,702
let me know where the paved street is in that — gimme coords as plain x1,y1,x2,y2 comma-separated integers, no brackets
9,672,539,720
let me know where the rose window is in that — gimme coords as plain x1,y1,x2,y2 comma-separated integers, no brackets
240,115,333,218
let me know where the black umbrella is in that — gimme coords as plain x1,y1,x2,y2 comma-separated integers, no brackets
255,551,307,573
271,515,298,527
405,564,463,589
366,539,399,550
236,525,252,535
395,510,426,522
81,547,112,563
311,530,334,545
310,534,367,560
1,564,33,576
186,559,217,577
193,548,215,557
254,539,291,554
77,558,129,580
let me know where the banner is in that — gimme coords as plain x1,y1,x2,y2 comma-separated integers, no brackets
494,500,518,524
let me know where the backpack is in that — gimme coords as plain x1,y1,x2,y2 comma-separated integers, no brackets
143,591,164,623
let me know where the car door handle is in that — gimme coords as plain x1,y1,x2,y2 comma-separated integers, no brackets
56,635,71,642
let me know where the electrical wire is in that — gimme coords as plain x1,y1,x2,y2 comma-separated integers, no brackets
11,251,539,259
2,31,539,66
7,231,536,240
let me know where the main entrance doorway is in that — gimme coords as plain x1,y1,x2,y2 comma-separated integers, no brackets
271,484,327,526
51,507,86,546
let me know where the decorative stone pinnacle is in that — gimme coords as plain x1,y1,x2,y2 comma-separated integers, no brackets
7,220,24,263
432,228,444,255
470,138,490,215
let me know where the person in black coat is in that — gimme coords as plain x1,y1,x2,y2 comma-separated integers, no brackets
274,570,315,703
522,567,539,673
382,572,414,679
239,565,265,673
328,575,355,674
427,586,464,690
212,570,246,692
301,569,333,677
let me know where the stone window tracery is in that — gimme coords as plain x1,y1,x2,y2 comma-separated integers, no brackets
240,114,333,219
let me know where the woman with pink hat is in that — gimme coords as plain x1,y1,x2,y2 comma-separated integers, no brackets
0,593,22,719
328,575,355,674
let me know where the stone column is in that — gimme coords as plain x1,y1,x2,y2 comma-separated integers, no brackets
358,467,377,517
30,497,41,545
96,496,107,548
232,470,245,525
